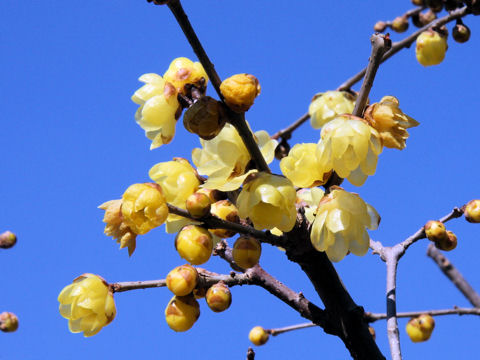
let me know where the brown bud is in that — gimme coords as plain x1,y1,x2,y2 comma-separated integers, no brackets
426,0,443,12
435,231,457,251
452,21,471,43
0,312,18,332
411,0,424,5
374,21,387,33
183,96,226,140
0,231,17,249
206,282,232,312
419,10,436,26
392,16,409,33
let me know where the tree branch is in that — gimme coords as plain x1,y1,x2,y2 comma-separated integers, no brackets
366,307,480,322
427,243,480,307
167,203,285,247
268,322,317,336
385,252,402,360
352,34,391,117
271,112,309,140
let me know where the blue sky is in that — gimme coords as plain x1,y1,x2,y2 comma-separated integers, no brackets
2,1,480,359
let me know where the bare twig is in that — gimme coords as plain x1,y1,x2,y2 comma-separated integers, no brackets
268,322,317,336
167,204,285,247
366,307,480,322
379,6,426,29
427,243,480,307
352,34,391,117
271,112,309,140
385,252,402,360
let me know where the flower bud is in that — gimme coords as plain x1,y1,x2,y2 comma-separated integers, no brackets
249,326,269,346
0,312,18,333
424,220,448,242
452,22,471,43
232,235,262,269
196,188,225,203
465,200,480,223
186,192,212,219
166,264,199,296
183,96,227,140
0,231,17,249
416,29,447,67
121,183,169,235
220,74,261,112
374,21,387,33
210,200,240,238
165,294,200,332
392,16,409,33
426,0,443,12
193,287,207,299
419,10,436,25
175,225,213,265
163,57,208,95
411,0,424,5
406,314,435,342
206,283,232,313
435,230,457,251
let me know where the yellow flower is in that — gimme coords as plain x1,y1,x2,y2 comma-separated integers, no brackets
364,96,419,150
132,73,180,149
310,187,380,262
121,183,169,235
416,30,447,67
308,91,356,129
192,123,277,191
237,172,297,232
98,199,137,256
163,57,208,95
149,158,201,234
316,114,383,186
58,274,116,337
220,74,261,112
280,143,331,188
296,187,325,223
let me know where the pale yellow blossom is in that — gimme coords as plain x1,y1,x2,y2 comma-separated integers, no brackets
308,91,355,129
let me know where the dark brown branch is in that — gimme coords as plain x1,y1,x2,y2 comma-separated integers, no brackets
366,307,480,322
427,243,480,307
379,6,426,28
338,6,469,91
271,112,309,140
167,204,285,247
352,34,391,117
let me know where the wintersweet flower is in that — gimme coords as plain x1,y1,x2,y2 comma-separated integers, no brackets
308,91,356,129
98,199,137,256
192,123,277,191
364,96,419,150
237,172,297,232
220,73,261,112
58,274,116,337
121,183,169,235
149,158,201,233
310,187,380,262
316,114,383,186
280,143,331,188
163,57,208,95
132,73,180,149
296,187,325,223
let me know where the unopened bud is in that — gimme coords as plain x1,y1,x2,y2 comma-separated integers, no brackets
175,225,213,265
220,74,261,113
0,231,17,249
232,235,262,269
249,326,269,346
165,294,200,332
374,21,387,33
166,264,199,296
186,192,212,218
424,220,448,242
406,314,435,342
452,21,471,43
426,0,443,12
411,0,424,5
183,96,226,140
465,200,480,223
435,230,457,251
196,188,225,203
392,16,409,33
419,10,436,26
210,200,240,238
0,312,18,333
206,282,232,313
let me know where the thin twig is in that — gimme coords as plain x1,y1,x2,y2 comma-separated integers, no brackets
167,203,285,247
385,252,402,360
427,243,480,307
352,34,391,117
366,307,480,322
271,112,309,140
380,6,426,28
268,322,317,336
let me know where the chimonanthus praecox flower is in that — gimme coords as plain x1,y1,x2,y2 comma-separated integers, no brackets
58,274,116,337
121,183,169,235
364,96,419,150
132,73,180,149
192,123,277,191
149,158,201,233
310,187,380,262
316,114,383,186
163,57,208,95
296,187,325,224
308,91,356,129
98,199,137,256
280,143,331,188
237,172,297,232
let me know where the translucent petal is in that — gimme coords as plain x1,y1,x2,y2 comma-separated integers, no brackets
348,229,370,256
347,167,368,187
366,204,381,230
326,208,350,233
59,304,72,319
326,232,349,262
360,147,378,176
138,73,164,84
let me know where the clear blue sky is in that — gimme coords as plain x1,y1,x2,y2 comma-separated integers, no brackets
2,1,480,359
